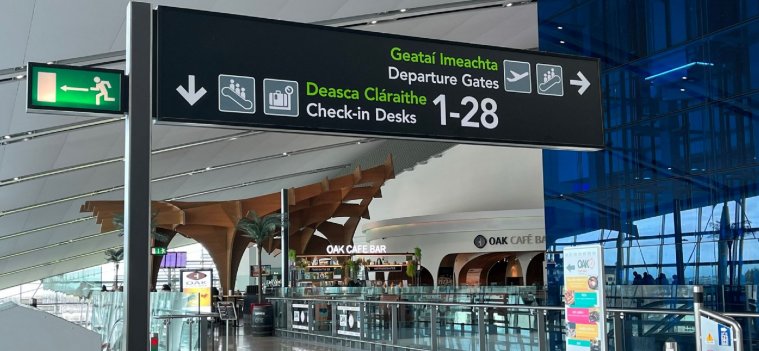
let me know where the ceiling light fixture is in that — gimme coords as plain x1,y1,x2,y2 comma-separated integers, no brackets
399,8,407,12
506,2,513,7
15,75,25,80
557,26,563,30
559,40,565,44
370,20,378,24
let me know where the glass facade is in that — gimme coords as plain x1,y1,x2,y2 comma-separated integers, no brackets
540,0,759,304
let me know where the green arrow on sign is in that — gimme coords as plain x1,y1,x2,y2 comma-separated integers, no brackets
27,62,125,115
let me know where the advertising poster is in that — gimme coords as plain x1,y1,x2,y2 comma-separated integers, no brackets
292,303,310,330
180,269,213,313
337,306,362,337
700,316,734,351
250,264,271,276
563,245,606,351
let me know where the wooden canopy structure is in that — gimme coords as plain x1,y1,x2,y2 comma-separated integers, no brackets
81,155,395,292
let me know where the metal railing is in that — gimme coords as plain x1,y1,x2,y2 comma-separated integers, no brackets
270,294,759,351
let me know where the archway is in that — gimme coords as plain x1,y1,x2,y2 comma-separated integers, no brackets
486,260,507,286
525,253,545,286
387,266,434,286
458,253,520,286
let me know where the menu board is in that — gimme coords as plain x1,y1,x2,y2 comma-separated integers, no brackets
216,301,237,321
563,245,606,351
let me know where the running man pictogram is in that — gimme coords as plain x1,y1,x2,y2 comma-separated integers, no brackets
90,76,115,105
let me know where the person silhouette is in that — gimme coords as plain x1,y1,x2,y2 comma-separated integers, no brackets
229,79,235,91
240,87,246,100
235,83,241,96
90,77,115,106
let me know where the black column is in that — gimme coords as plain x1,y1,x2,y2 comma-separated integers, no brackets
124,2,152,350
280,189,290,288
673,200,685,285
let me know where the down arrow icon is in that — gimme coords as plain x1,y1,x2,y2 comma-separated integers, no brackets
570,71,591,95
176,75,207,106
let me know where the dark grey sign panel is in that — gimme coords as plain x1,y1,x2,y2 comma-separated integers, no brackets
155,6,603,150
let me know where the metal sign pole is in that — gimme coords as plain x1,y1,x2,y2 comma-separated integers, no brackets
124,2,152,350
281,189,289,288
225,320,230,351
694,286,703,351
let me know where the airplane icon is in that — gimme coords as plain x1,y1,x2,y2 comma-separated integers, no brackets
507,70,529,82
504,60,532,93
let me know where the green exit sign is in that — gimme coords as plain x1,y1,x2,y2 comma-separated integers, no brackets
27,62,125,115
152,247,167,255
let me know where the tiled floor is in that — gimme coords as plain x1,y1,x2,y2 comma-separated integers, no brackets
208,325,362,351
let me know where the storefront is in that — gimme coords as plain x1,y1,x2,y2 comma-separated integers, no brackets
363,209,546,286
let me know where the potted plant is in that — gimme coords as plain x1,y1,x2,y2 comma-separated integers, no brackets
406,260,417,283
113,211,171,243
414,247,422,285
236,210,285,304
104,247,124,291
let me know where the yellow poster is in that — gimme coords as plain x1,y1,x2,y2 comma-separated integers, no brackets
181,270,213,312
566,276,592,292
576,323,599,340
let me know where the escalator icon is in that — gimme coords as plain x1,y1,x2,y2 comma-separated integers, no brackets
221,83,253,110
218,74,256,114
536,64,564,96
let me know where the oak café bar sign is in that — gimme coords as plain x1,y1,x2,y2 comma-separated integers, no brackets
473,233,545,249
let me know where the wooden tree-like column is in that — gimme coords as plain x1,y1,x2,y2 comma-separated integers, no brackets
82,155,395,293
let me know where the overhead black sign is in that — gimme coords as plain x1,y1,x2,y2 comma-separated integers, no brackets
155,6,603,149
307,266,336,273
367,265,403,273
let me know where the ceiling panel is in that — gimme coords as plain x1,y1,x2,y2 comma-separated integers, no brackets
50,122,124,169
151,124,241,149
23,0,131,64
0,0,36,69
0,132,69,179
356,4,537,48
0,232,121,275
0,220,99,258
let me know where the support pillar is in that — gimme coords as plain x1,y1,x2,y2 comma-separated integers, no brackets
124,2,152,350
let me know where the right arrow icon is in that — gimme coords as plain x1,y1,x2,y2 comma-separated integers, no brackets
570,71,590,95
